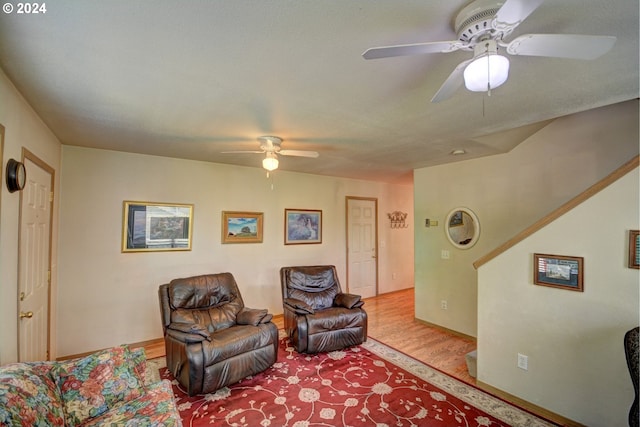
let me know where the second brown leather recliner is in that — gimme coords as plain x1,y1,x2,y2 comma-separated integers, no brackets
280,265,367,354
158,273,278,396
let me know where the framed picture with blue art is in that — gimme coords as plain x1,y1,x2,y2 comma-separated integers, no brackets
533,253,584,292
285,209,322,245
629,230,639,269
222,211,263,243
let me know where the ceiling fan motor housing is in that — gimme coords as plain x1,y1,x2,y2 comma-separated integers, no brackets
455,0,506,46
258,135,282,152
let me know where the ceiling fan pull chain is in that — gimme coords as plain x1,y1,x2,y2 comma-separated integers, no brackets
486,42,492,96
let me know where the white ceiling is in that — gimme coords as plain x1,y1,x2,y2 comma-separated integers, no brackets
0,0,637,184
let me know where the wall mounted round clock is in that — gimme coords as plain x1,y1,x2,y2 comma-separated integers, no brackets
6,159,26,193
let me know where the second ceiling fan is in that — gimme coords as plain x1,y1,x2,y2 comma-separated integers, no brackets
362,0,616,102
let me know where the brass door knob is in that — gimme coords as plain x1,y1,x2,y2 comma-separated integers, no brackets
19,311,33,319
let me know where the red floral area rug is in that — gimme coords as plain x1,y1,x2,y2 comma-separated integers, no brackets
155,337,557,427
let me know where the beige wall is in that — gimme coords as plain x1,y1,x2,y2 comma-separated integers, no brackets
413,100,639,338
478,168,639,426
0,70,62,364
57,147,414,357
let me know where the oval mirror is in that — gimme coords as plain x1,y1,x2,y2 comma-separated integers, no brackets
445,207,480,249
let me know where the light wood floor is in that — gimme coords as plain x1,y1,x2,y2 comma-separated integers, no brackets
140,288,574,426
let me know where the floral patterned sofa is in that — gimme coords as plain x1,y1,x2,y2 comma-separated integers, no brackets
0,344,182,426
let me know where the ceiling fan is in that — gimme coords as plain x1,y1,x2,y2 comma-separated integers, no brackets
222,136,319,174
362,0,616,102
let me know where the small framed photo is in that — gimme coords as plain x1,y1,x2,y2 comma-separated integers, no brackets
122,201,193,252
629,230,640,269
533,253,584,292
222,211,263,243
285,209,322,244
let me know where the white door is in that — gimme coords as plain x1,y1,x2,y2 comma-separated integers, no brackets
18,156,53,362
347,197,377,298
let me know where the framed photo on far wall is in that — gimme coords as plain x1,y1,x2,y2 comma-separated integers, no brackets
122,201,193,252
533,253,584,292
222,211,263,244
285,209,322,244
629,230,640,269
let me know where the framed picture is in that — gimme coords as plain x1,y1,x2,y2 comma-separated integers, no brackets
122,201,193,252
533,253,584,292
629,230,640,269
285,209,322,244
222,211,263,243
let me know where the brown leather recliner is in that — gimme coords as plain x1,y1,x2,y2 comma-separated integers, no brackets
280,265,367,354
158,273,278,396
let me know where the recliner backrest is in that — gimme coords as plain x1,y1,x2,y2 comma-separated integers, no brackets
168,273,245,332
281,266,341,310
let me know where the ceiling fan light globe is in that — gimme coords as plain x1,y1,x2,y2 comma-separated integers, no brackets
262,156,279,171
463,54,509,92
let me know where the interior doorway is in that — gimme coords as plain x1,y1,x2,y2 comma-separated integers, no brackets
18,150,54,362
346,196,378,298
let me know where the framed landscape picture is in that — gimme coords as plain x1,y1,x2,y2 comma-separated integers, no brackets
122,201,193,252
533,253,584,292
222,211,263,243
629,230,640,269
285,209,322,244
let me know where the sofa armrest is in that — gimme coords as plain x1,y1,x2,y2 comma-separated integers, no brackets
237,308,273,326
166,322,211,342
334,293,363,309
283,297,315,314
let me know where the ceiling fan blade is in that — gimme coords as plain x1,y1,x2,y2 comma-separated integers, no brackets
279,150,320,158
430,58,473,103
506,34,617,59
493,0,544,32
362,40,463,60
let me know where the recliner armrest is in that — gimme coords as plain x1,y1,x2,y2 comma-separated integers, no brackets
237,308,273,326
283,297,315,314
334,293,363,309
167,322,211,342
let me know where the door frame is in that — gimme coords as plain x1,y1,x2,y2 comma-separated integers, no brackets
345,196,378,296
18,148,55,361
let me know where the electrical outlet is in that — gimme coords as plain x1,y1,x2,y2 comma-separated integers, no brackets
441,249,450,259
517,353,528,371
441,300,448,310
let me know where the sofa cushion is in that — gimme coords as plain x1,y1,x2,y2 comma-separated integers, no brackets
0,362,65,426
129,347,147,384
52,345,144,426
80,380,182,427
